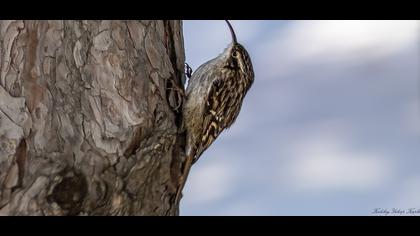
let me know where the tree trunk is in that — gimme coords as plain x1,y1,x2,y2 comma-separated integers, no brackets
0,20,187,215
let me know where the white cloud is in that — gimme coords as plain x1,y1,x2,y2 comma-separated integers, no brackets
216,200,267,216
182,160,237,207
401,100,420,136
257,20,419,78
286,20,418,56
279,126,395,192
229,20,264,43
390,176,420,209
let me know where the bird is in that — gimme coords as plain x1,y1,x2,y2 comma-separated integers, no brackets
174,20,255,206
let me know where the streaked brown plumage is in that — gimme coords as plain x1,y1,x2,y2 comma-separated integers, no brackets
175,20,254,206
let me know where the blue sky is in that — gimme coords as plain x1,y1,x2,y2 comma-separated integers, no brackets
181,20,420,216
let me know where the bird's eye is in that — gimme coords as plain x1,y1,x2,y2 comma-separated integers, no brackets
232,50,238,57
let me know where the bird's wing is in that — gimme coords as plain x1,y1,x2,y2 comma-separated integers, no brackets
192,77,227,164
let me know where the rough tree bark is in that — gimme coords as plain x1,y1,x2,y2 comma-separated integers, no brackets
0,20,187,215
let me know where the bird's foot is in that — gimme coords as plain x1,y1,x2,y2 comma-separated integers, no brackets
185,63,193,79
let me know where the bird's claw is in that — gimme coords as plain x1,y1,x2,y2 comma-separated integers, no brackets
185,63,193,79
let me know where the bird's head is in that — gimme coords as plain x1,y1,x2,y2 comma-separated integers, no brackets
222,20,254,79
